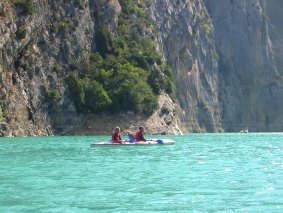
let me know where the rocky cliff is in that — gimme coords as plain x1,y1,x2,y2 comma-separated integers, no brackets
0,0,101,136
150,0,283,132
149,0,222,133
0,0,282,137
204,0,283,131
266,0,283,76
0,0,182,136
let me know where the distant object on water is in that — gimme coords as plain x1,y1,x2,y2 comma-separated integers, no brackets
240,128,249,133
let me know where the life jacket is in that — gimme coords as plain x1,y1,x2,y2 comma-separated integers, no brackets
135,131,144,141
112,132,121,142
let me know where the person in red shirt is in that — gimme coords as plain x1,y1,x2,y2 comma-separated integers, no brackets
135,126,147,142
112,127,123,143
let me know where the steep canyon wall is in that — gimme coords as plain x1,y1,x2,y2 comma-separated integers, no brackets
150,0,283,132
204,0,283,131
0,0,282,136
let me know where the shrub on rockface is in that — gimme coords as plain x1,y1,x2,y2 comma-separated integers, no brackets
0,105,4,122
15,0,34,16
67,0,175,115
45,89,62,103
95,27,114,57
67,74,85,112
107,63,158,114
67,74,111,113
82,78,112,112
74,0,84,10
16,27,27,40
43,88,63,112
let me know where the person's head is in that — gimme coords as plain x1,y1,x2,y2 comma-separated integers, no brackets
115,127,120,133
139,126,144,133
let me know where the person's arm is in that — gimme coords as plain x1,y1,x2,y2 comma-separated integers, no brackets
140,133,146,141
118,133,122,143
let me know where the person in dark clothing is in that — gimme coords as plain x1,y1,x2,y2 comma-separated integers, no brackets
135,126,147,142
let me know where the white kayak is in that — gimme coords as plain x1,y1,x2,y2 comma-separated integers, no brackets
90,139,175,146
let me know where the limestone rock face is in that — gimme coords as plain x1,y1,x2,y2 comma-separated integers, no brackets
0,0,120,136
266,0,283,76
149,0,283,132
92,0,121,32
0,0,282,136
149,0,222,132
204,0,283,131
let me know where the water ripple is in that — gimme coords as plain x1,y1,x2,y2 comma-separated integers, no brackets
1,133,283,212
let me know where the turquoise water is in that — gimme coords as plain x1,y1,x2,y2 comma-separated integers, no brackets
1,133,283,212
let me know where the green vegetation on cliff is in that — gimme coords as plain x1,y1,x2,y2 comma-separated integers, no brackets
67,0,174,115
15,0,34,16
0,105,4,122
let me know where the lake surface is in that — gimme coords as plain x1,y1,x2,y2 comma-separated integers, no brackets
1,133,283,212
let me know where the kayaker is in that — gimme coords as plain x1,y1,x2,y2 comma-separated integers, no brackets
127,133,135,143
135,126,147,142
112,127,123,143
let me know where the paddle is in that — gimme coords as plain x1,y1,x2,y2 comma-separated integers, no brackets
147,139,164,144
